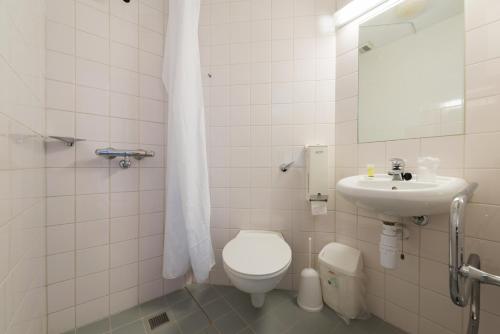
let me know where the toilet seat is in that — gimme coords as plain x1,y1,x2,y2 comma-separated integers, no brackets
223,230,292,279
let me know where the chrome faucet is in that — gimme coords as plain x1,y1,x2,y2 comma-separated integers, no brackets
388,158,405,181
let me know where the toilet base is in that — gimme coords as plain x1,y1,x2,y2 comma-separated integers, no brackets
251,293,266,308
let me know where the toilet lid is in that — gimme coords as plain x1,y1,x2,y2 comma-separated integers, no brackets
223,231,292,276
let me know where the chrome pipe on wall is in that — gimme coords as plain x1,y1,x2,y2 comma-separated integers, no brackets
449,182,500,334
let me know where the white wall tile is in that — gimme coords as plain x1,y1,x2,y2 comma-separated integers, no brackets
47,252,75,284
76,113,110,141
48,280,75,313
110,263,138,293
47,196,75,226
76,86,109,116
76,245,109,276
76,194,109,222
110,16,138,47
76,271,109,303
47,0,76,26
76,59,110,90
111,0,139,23
47,168,76,196
76,2,109,38
111,215,139,242
76,296,109,327
76,30,109,63
420,288,462,333
48,307,75,334
47,224,75,255
110,239,139,267
46,80,76,111
76,220,109,249
47,21,75,54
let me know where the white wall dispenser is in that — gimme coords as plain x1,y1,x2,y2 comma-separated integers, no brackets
306,145,329,215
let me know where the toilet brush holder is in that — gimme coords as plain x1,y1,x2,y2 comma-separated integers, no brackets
297,237,323,312
297,267,323,311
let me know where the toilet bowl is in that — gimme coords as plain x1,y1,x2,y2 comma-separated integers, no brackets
222,230,292,308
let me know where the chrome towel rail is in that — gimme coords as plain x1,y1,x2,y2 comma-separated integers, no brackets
449,182,500,334
95,147,155,168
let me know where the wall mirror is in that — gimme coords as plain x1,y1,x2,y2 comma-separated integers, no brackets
358,0,464,143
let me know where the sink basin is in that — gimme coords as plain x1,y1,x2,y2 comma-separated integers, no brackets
337,174,468,218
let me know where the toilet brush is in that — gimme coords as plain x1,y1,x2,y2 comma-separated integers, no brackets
297,237,323,311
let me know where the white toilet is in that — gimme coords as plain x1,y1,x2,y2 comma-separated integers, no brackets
222,230,292,308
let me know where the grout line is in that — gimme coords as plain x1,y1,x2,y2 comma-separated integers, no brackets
183,287,214,326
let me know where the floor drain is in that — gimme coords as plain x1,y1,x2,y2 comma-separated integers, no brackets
148,312,170,331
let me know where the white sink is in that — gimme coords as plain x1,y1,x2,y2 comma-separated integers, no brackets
337,174,468,219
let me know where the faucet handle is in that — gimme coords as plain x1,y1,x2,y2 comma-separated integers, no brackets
390,158,405,170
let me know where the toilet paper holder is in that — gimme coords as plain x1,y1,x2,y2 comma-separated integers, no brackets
310,194,328,202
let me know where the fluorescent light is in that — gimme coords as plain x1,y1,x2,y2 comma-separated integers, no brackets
334,0,404,29
440,99,463,109
334,0,388,28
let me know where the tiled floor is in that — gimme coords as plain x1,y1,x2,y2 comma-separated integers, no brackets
69,284,406,334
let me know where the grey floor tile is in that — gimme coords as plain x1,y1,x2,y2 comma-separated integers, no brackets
177,311,210,334
112,321,146,334
163,289,191,306
232,301,272,323
300,307,342,328
142,318,181,334
145,321,181,334
77,284,408,334
237,329,255,334
201,326,220,334
76,318,110,334
373,319,406,334
285,318,334,334
213,312,248,334
223,290,251,308
187,284,212,293
333,317,381,334
270,301,307,326
213,285,239,297
111,307,143,329
266,290,295,305
203,298,233,321
250,314,288,334
169,297,201,320
140,297,170,317
191,286,220,305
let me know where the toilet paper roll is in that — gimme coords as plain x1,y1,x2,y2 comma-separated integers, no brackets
311,201,327,215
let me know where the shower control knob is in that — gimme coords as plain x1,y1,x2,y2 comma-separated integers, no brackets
119,158,132,169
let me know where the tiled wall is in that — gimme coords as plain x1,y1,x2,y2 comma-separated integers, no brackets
201,0,337,287
334,0,500,333
44,0,169,332
0,0,47,333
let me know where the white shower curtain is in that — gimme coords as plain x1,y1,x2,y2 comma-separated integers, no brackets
162,0,215,282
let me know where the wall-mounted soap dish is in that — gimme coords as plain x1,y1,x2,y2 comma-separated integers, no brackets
46,136,85,147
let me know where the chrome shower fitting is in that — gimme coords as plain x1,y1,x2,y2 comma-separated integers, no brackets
95,147,155,169
119,156,132,169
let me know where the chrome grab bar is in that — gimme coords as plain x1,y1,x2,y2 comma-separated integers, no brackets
449,182,500,334
95,147,155,168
